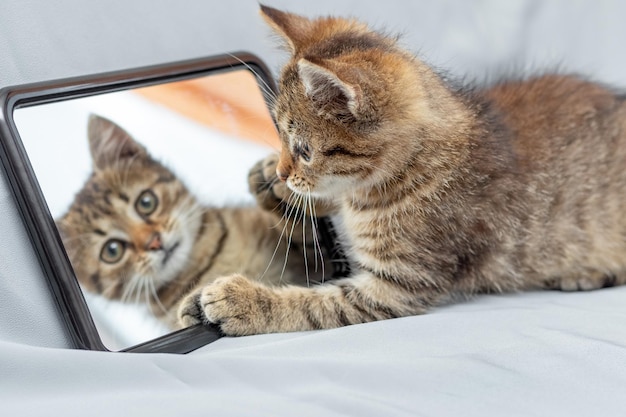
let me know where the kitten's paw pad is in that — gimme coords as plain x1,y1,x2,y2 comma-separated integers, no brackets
177,292,205,327
199,274,274,336
248,154,291,211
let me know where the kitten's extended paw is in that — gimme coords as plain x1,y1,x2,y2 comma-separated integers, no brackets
178,274,276,336
248,153,292,213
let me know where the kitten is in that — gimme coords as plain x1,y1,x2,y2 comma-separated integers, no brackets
57,114,327,329
178,5,626,336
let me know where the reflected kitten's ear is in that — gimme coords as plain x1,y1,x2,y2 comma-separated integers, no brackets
55,217,76,257
87,114,148,171
297,59,365,122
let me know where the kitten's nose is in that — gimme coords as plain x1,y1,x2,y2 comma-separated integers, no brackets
145,233,162,251
276,168,289,182
277,150,292,182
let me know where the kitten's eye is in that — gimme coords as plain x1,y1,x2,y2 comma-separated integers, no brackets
100,239,126,264
296,143,312,162
135,190,158,216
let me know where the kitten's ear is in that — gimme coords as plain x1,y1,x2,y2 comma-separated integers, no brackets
87,114,148,171
297,58,365,122
55,217,75,255
260,4,313,53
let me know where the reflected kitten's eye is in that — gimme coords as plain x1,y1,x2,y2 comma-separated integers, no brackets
100,239,126,264
135,189,158,216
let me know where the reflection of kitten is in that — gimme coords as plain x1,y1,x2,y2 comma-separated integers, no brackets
178,5,626,336
57,114,326,328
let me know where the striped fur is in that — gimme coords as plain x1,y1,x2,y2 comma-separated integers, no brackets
57,115,326,329
177,5,626,336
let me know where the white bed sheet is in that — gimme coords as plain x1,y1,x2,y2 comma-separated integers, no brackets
2,287,626,416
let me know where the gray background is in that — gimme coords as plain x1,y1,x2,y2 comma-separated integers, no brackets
1,0,625,348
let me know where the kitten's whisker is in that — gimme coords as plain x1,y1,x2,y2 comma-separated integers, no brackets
133,276,144,305
301,192,310,287
142,277,151,308
225,53,278,107
120,276,133,303
121,274,140,304
133,275,148,306
307,188,325,282
148,277,170,316
280,193,302,283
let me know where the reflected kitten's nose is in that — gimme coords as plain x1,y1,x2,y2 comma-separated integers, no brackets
145,233,162,251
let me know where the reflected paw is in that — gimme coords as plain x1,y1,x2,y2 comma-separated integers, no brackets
177,292,204,328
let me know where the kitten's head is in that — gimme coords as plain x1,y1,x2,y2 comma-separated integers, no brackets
261,5,460,198
57,115,202,301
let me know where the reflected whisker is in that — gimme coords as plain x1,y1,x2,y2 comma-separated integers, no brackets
148,276,170,316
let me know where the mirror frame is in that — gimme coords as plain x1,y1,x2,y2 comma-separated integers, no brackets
0,52,279,353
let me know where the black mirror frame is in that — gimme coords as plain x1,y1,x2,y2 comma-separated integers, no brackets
0,52,279,353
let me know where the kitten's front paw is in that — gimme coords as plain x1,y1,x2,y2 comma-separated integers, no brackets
178,274,275,336
248,153,292,212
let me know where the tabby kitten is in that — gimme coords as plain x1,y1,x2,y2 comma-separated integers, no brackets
178,5,626,336
57,114,326,329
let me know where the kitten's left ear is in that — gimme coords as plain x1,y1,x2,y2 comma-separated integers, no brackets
87,114,148,171
298,58,367,122
260,4,313,54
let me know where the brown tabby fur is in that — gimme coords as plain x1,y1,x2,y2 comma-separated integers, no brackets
57,115,326,329
178,5,626,336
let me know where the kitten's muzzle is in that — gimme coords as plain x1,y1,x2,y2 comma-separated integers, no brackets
145,232,163,251
162,242,180,266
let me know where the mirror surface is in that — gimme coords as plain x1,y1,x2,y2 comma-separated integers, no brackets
14,68,280,350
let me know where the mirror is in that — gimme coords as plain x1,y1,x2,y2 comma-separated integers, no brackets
7,55,288,351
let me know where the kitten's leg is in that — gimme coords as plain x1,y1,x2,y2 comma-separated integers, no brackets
248,154,292,213
542,270,626,291
178,272,443,336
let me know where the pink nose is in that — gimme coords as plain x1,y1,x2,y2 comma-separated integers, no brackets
276,167,289,182
145,233,162,251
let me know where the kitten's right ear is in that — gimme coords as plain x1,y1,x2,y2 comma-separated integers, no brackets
298,58,373,123
87,114,148,171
